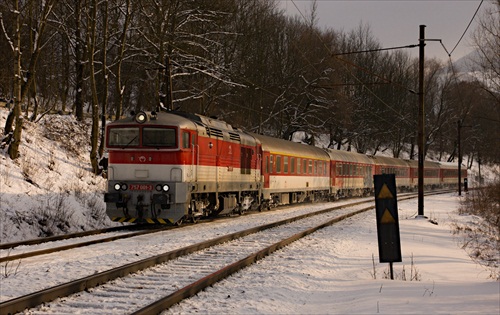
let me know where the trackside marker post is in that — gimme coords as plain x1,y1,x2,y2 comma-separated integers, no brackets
374,174,402,279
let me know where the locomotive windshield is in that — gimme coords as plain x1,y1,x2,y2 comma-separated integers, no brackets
107,126,177,148
108,127,139,147
143,128,176,147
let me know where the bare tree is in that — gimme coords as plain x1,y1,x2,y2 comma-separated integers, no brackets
1,0,56,159
471,0,500,102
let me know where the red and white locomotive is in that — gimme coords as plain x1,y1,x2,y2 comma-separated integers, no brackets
104,110,466,224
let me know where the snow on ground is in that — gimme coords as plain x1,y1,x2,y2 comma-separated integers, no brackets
165,193,499,314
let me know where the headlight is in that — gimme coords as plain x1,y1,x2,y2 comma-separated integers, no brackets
156,184,162,192
135,111,148,124
114,183,121,191
162,184,170,192
121,183,128,191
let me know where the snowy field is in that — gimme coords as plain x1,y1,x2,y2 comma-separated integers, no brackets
165,193,499,314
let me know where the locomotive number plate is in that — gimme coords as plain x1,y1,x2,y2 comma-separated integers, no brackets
129,184,154,191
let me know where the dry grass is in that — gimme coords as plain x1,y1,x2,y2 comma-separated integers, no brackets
456,181,500,279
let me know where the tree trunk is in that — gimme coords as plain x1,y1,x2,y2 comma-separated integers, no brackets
74,0,84,121
114,0,131,121
8,0,23,160
98,0,109,158
88,0,99,174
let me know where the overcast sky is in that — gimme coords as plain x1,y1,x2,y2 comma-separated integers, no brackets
278,0,487,62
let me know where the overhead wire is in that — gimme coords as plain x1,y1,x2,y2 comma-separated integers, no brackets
289,0,418,129
289,0,489,135
165,0,420,132
167,0,482,134
448,0,484,57
437,0,485,132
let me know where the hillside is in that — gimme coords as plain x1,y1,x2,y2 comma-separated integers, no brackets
0,108,117,243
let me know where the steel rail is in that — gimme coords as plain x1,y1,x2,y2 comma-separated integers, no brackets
0,225,147,250
0,226,171,263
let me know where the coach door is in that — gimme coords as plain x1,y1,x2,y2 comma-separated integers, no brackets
263,153,271,188
364,165,373,188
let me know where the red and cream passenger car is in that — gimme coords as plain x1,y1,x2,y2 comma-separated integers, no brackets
327,149,374,198
252,133,331,206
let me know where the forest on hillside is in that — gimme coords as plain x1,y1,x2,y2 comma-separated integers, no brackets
1,0,499,173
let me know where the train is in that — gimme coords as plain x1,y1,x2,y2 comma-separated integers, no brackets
104,110,466,224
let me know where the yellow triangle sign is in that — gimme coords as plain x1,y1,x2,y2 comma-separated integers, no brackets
378,184,394,199
381,208,396,224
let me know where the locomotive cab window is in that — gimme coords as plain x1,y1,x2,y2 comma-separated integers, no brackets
108,127,139,147
143,128,176,147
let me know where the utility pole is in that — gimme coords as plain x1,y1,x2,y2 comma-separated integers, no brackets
417,25,426,217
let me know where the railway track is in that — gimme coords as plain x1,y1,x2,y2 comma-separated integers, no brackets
1,190,452,315
0,225,135,250
0,196,372,263
0,225,172,263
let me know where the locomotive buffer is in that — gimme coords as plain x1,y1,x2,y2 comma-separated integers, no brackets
373,174,402,279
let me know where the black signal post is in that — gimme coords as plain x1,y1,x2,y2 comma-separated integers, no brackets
374,174,402,280
417,25,426,217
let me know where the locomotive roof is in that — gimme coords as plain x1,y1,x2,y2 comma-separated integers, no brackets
171,111,234,130
250,133,330,160
108,111,198,130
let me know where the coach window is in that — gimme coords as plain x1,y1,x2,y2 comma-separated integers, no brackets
270,155,274,173
284,156,289,174
303,159,307,174
291,157,295,174
276,156,282,173
297,158,301,174
265,156,269,173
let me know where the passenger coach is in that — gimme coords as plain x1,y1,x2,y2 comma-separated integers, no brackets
253,133,330,206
